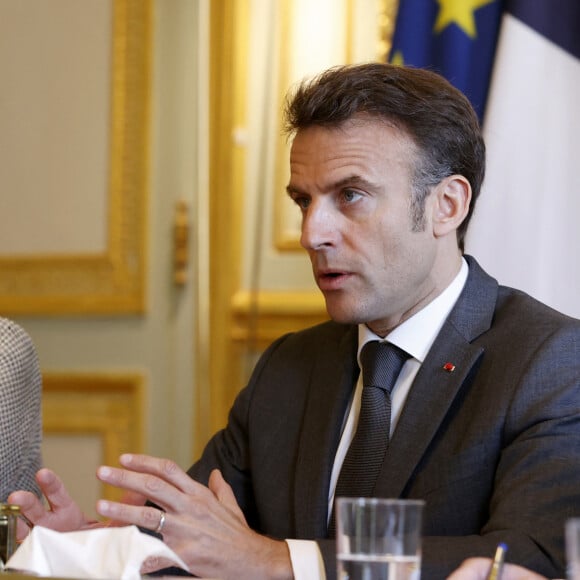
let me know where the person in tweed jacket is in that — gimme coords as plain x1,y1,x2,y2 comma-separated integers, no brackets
0,317,42,501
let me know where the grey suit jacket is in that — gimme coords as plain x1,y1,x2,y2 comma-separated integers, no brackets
189,257,580,579
0,318,42,501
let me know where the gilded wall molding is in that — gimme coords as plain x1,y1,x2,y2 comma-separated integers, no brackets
203,0,251,449
0,0,151,315
378,0,400,61
231,289,328,346
43,371,144,502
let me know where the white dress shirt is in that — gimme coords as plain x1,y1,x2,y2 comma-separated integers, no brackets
286,259,469,580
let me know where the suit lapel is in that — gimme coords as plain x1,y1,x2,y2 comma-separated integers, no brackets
293,325,358,539
374,324,484,498
375,256,498,498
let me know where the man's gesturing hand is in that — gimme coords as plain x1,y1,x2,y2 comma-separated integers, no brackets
96,454,293,580
8,468,94,540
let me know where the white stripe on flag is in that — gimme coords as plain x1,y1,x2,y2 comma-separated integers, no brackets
466,13,580,318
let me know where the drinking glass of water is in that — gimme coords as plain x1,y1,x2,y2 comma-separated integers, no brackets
567,518,580,579
336,497,424,580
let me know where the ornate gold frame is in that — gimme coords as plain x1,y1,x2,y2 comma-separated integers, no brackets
43,371,144,502
0,0,151,315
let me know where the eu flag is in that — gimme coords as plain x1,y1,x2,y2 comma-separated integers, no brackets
388,0,504,121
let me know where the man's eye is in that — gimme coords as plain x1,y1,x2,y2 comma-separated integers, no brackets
293,197,310,210
343,189,362,203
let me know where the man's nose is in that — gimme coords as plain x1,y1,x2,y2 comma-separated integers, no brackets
300,202,336,251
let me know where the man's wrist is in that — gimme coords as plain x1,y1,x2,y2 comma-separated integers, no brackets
263,538,293,580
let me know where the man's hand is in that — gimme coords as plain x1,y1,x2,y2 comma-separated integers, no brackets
95,454,293,580
7,468,94,540
447,558,549,580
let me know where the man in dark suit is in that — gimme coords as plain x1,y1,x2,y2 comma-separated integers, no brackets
11,63,580,580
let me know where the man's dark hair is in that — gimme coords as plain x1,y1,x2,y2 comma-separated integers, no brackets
284,63,486,250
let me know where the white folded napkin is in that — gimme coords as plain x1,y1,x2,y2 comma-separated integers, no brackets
6,525,188,579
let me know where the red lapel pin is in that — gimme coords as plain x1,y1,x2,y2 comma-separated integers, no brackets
443,362,456,372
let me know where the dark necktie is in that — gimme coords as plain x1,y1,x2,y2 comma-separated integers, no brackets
328,340,410,535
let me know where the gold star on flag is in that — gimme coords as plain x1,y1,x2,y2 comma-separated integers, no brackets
434,0,495,38
390,51,405,66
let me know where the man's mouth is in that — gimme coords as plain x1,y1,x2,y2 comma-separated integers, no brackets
316,270,352,290
318,268,345,279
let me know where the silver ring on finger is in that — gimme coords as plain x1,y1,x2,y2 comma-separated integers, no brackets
154,510,166,534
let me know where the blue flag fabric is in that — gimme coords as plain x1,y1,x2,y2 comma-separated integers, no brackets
507,0,580,59
389,0,504,121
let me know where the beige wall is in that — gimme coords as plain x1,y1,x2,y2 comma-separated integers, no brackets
2,0,209,515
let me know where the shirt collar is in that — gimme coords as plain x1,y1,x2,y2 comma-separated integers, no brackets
358,258,469,363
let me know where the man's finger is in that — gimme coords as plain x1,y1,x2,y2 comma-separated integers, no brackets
8,489,49,527
8,468,88,535
98,455,211,508
96,465,175,506
7,491,40,541
96,499,167,533
35,468,79,513
118,454,197,492
208,469,247,525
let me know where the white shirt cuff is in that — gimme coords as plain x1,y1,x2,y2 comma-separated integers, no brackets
285,539,326,580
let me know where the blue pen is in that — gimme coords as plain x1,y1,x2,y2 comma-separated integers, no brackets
487,543,508,580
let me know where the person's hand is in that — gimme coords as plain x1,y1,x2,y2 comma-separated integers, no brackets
95,453,293,580
447,557,549,580
7,468,95,540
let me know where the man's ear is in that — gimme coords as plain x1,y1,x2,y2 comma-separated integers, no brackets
431,175,471,238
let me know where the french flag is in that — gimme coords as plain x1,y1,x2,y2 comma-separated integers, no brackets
466,0,580,318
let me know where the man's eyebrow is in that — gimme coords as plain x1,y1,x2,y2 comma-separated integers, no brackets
333,174,376,190
286,175,376,197
286,184,304,198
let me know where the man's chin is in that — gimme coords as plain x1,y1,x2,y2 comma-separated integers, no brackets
324,301,362,325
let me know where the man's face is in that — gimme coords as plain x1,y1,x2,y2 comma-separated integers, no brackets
287,117,448,336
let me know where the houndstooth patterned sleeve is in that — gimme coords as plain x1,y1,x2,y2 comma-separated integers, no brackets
0,317,42,501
